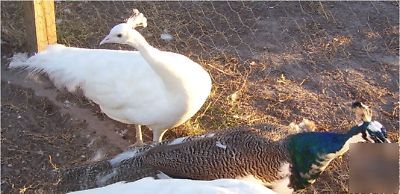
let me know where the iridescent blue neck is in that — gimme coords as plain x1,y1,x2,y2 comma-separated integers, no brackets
286,123,368,190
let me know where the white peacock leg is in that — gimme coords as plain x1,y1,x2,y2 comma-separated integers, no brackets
134,124,144,145
152,128,168,143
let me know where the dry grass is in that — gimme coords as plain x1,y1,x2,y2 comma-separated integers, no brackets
1,1,399,193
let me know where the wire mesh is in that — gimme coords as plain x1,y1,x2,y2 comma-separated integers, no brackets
1,1,399,193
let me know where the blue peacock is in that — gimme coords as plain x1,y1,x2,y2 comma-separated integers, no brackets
56,102,390,193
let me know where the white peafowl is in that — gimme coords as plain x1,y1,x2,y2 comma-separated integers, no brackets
68,177,276,194
9,9,212,145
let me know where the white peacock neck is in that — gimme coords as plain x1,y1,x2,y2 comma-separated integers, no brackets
126,29,189,93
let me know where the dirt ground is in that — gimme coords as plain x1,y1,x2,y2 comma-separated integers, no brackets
1,1,399,194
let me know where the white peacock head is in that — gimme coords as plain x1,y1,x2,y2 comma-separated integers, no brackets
100,23,131,45
100,9,147,46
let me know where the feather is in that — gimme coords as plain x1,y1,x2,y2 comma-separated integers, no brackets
68,178,276,194
9,45,168,125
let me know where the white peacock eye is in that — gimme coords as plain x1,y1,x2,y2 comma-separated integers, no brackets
117,34,122,38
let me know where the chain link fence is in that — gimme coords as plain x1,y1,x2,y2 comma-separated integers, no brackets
1,1,399,193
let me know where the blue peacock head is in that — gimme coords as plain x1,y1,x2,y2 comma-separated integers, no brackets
351,101,390,143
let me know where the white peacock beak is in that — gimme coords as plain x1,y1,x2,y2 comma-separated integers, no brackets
99,35,111,45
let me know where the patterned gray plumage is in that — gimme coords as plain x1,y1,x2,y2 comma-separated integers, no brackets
145,128,290,181
55,126,292,192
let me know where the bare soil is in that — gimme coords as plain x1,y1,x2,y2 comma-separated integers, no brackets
1,1,399,194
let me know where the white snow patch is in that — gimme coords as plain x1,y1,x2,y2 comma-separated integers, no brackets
69,177,276,194
109,149,140,167
160,33,173,41
216,141,227,149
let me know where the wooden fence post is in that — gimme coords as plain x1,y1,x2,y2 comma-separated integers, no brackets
23,0,57,53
